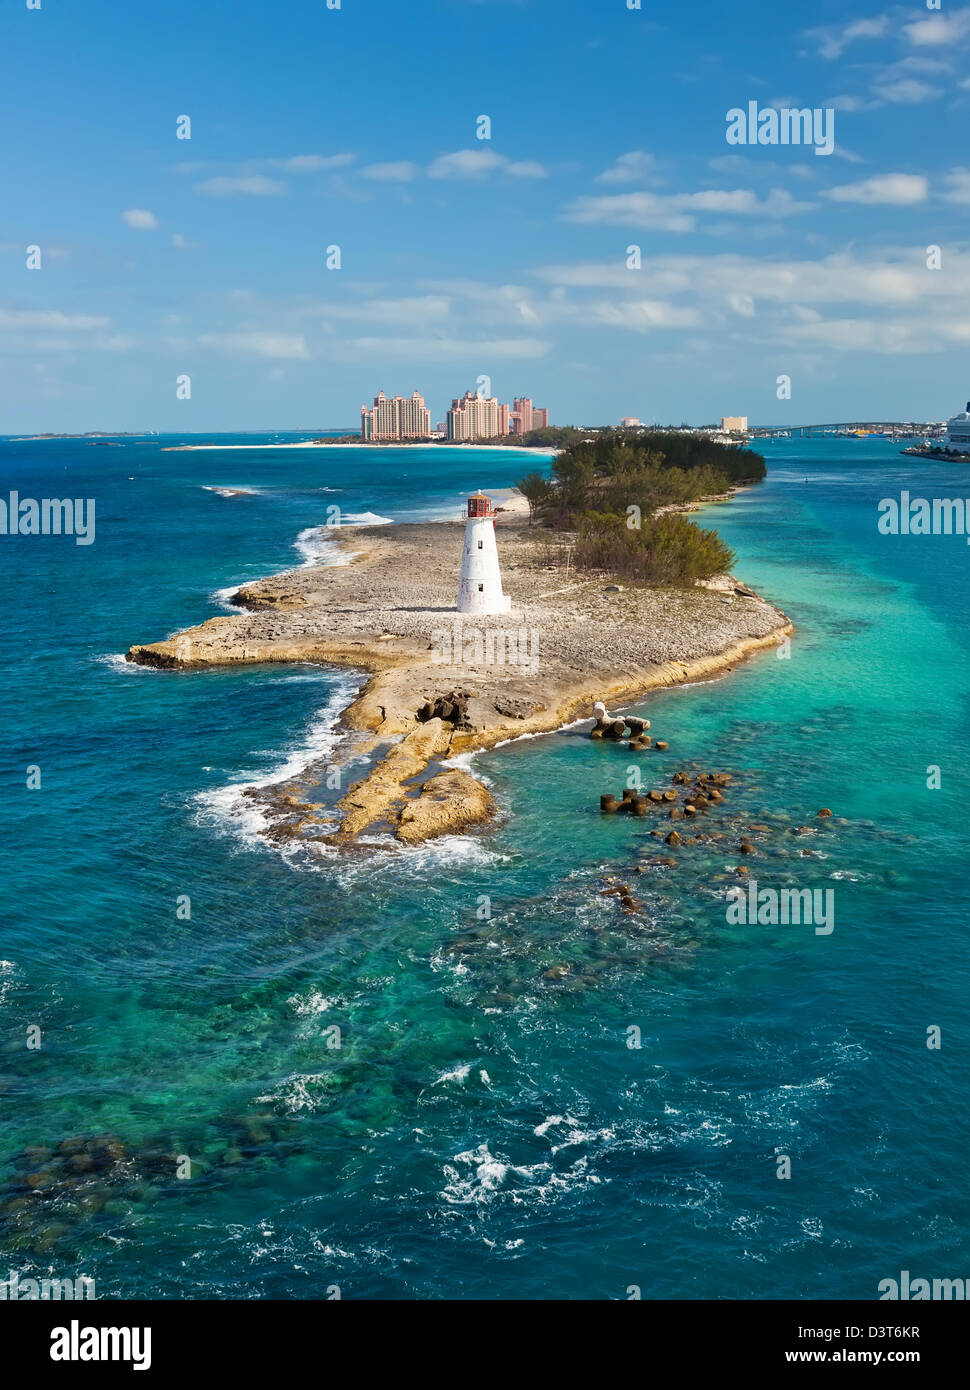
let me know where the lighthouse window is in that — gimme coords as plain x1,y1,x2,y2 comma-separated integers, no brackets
478,584,484,592
477,540,483,549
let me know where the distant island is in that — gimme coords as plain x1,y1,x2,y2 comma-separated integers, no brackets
13,431,149,441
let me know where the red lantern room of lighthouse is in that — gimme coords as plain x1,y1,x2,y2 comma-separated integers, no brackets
466,491,495,519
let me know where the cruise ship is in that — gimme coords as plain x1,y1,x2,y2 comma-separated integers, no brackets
943,401,970,453
900,403,968,457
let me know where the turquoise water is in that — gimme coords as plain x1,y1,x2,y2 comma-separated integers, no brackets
1,434,967,1299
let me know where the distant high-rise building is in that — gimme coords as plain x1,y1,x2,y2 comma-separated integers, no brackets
447,391,501,441
512,397,534,435
620,416,640,428
361,390,431,440
497,402,511,436
509,397,548,435
720,416,748,434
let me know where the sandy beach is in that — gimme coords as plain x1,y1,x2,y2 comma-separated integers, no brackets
127,491,792,847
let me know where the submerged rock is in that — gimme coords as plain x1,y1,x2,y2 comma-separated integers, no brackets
543,965,570,981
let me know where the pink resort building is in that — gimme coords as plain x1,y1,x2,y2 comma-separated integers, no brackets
360,390,431,440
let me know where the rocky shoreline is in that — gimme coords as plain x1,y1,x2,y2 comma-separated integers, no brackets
126,498,793,848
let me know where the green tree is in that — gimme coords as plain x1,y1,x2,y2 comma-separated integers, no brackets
516,471,554,525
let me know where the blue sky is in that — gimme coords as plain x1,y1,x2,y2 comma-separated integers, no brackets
1,0,968,431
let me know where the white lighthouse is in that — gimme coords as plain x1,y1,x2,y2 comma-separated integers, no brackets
457,491,512,615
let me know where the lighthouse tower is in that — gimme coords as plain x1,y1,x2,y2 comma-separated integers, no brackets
457,491,512,615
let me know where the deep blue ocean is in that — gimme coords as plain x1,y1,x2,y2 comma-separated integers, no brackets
1,432,968,1300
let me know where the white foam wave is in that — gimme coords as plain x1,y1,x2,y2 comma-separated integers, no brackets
286,989,350,1040
95,653,155,674
534,1114,569,1137
293,527,338,567
342,511,394,527
386,833,507,872
287,988,339,1017
210,584,245,611
201,484,262,497
294,516,392,566
255,1071,336,1114
533,1113,616,1153
440,750,496,788
194,673,361,848
440,1142,601,1208
433,1063,473,1086
0,958,21,1009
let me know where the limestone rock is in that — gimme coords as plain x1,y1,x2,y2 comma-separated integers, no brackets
396,768,496,845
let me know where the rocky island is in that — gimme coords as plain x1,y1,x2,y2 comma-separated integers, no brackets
126,494,792,849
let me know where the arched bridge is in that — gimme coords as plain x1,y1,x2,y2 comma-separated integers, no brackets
748,421,943,440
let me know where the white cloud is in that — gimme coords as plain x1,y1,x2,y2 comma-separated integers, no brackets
0,309,132,357
824,172,928,204
588,300,700,330
727,292,756,318
0,309,110,330
195,176,286,196
182,155,354,178
272,153,356,171
428,149,505,178
361,161,417,182
903,10,970,47
785,317,920,353
198,331,309,358
564,186,813,232
427,148,547,179
121,209,158,229
348,335,550,358
0,334,133,355
827,50,948,110
825,93,874,113
431,245,970,364
943,167,970,203
317,295,451,324
565,192,693,233
534,249,953,309
805,16,891,60
506,160,549,178
871,77,938,104
596,151,658,184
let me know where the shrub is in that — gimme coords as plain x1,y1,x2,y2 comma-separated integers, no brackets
516,429,758,580
574,511,735,586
